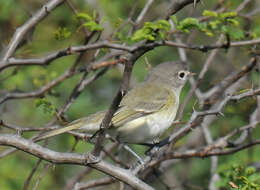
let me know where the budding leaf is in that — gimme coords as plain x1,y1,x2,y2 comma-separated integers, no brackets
54,27,71,41
132,20,170,42
77,12,103,32
203,10,218,17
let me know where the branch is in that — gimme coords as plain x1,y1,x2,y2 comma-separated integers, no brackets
0,120,57,133
23,159,42,190
92,61,133,156
73,177,116,190
135,0,154,25
177,35,225,119
169,61,257,147
203,57,257,107
164,0,200,20
1,38,260,72
148,120,259,170
157,140,260,161
231,88,260,101
1,0,66,61
92,44,153,156
0,41,132,72
0,69,75,104
0,58,126,105
65,143,118,190
0,134,154,190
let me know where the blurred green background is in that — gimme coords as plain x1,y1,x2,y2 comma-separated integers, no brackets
0,0,260,189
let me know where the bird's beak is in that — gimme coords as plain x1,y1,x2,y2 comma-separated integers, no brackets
188,72,196,76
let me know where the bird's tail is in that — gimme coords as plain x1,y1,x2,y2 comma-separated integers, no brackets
34,123,85,142
34,111,106,142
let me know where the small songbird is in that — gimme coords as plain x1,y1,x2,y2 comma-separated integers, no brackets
35,61,192,146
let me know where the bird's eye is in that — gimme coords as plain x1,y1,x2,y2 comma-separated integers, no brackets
178,71,186,79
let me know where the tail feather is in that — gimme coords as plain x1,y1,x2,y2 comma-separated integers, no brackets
34,111,106,142
34,123,84,142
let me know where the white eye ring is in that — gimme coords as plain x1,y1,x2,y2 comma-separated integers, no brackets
178,71,186,80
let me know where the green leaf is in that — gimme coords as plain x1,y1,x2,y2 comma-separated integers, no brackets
219,11,237,19
217,164,260,190
221,25,228,33
77,12,103,32
76,13,92,21
131,20,170,41
251,26,260,39
157,20,171,30
83,21,103,31
54,27,71,41
203,10,218,17
177,18,200,33
114,17,123,28
222,26,245,40
226,18,240,26
246,167,256,175
159,31,165,39
204,30,214,37
208,20,221,29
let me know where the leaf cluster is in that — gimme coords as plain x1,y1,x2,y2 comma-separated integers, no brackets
76,12,103,32
54,27,71,41
217,164,260,190
173,10,245,40
131,20,170,41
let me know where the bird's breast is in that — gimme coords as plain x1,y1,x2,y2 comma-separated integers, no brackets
147,100,178,139
113,91,179,144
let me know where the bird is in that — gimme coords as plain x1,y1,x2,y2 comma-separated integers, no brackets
35,61,192,149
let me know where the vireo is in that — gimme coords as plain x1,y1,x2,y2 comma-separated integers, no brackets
36,61,192,145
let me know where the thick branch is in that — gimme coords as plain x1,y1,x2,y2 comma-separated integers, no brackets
0,134,154,190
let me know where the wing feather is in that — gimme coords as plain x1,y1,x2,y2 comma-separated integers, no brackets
112,83,172,127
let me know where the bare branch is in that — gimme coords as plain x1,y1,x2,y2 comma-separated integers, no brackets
0,134,154,190
65,143,118,190
1,0,66,61
0,41,133,72
164,0,200,20
73,177,116,190
0,69,74,104
23,159,43,190
92,61,133,156
1,38,260,72
231,88,260,101
135,0,154,25
32,163,50,190
158,140,260,160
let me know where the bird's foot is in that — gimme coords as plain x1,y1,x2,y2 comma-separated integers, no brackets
83,152,100,165
145,136,170,156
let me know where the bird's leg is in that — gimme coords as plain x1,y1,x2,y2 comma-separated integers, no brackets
107,137,145,167
144,136,170,155
154,136,170,147
123,144,145,166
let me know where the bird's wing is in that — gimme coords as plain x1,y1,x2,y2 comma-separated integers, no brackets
112,83,175,127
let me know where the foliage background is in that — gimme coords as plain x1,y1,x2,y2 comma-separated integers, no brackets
0,0,260,189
